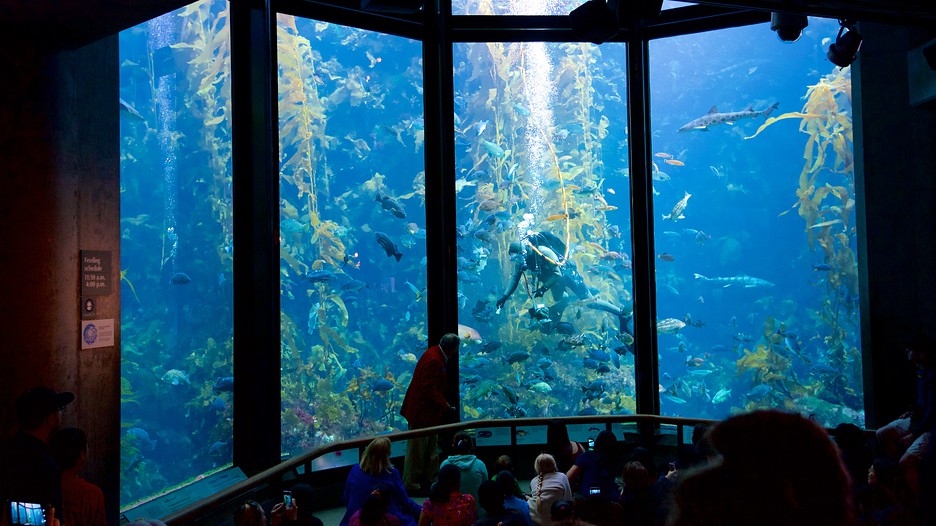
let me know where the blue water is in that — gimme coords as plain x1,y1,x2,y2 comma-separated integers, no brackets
119,3,861,507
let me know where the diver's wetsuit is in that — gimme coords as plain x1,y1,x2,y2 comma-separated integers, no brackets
497,245,568,319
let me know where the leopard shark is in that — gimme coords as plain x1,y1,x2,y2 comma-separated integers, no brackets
678,102,779,132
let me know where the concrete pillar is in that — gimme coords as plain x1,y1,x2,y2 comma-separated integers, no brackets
854,23,936,428
0,37,121,523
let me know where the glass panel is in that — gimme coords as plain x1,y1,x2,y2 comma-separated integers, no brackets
661,1,694,10
454,42,635,421
452,0,586,16
277,16,425,457
119,0,234,507
650,19,863,427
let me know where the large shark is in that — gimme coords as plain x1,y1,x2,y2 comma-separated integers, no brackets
693,273,775,288
678,102,779,132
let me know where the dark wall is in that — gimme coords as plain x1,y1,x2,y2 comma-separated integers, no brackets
855,23,936,428
0,37,121,522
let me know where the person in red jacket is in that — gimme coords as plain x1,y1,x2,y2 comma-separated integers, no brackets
400,333,460,494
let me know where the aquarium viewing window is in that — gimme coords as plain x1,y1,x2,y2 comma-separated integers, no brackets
453,41,637,421
276,16,427,457
649,20,862,426
119,0,234,508
118,0,864,508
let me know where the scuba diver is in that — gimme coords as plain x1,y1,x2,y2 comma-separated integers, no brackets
495,233,571,325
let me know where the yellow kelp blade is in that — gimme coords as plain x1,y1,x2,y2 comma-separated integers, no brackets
744,112,817,140
327,294,350,327
120,269,142,304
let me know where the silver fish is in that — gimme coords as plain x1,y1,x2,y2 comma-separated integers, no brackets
693,273,775,288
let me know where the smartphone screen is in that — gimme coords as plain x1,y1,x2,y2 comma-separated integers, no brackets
8,502,45,526
587,438,595,449
588,487,600,495
283,491,292,507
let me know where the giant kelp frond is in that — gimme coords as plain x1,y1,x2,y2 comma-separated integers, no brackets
277,14,329,206
176,0,234,263
746,67,860,408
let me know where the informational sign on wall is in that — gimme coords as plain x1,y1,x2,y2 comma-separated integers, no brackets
81,319,115,350
80,250,112,296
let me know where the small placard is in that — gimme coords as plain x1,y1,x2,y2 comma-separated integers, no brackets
81,250,112,296
81,297,96,320
612,421,639,441
515,425,547,445
474,427,511,447
311,448,358,471
568,423,606,444
81,319,115,350
120,466,246,522
390,440,407,459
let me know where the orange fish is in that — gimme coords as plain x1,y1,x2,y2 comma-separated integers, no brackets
664,159,685,167
658,253,675,262
545,214,569,221
654,152,673,159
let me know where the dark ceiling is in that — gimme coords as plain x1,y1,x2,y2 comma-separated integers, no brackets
1,0,932,50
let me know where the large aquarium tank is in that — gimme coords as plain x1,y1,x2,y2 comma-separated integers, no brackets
119,0,862,507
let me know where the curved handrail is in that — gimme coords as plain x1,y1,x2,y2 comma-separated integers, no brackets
163,414,713,525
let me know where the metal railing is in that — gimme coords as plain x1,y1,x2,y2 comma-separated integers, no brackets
163,414,714,525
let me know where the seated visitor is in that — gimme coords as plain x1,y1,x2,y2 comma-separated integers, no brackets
472,480,524,526
496,471,531,526
491,455,525,498
282,482,325,526
350,484,401,526
418,463,476,526
0,386,75,517
440,431,488,508
234,499,296,526
548,500,596,526
528,453,572,526
875,333,934,499
566,430,619,499
668,410,854,526
617,460,665,526
341,437,422,526
546,421,585,475
48,427,105,526
854,457,915,525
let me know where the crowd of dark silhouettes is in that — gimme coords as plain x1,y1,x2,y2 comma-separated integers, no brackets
330,408,931,526
0,332,932,526
328,330,934,526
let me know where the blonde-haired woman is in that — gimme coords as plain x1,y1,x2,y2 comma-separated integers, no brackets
341,437,422,526
528,453,572,526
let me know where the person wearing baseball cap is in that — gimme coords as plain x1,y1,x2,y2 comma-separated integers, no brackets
0,386,75,520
